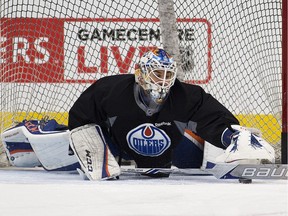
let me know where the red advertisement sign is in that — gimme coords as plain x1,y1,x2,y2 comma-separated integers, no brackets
0,18,211,84
0,18,64,82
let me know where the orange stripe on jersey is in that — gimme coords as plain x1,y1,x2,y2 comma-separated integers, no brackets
184,129,205,145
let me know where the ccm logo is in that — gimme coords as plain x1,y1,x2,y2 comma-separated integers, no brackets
85,150,93,172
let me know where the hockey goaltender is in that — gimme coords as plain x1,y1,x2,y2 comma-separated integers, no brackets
1,47,275,180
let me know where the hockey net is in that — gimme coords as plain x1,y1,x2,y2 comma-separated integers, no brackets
0,0,286,165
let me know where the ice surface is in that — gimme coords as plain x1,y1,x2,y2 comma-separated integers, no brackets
0,167,287,216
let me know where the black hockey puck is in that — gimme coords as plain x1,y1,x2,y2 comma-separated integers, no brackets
239,178,252,184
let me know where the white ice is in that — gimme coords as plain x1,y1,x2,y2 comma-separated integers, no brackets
0,167,287,216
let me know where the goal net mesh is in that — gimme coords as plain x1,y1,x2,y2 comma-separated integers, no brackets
0,0,283,164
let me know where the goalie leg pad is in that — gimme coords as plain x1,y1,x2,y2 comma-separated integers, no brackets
28,130,80,171
1,126,41,167
201,141,225,169
2,120,80,171
70,124,121,180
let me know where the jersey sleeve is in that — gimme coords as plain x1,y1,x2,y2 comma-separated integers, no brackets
191,87,239,148
68,80,107,130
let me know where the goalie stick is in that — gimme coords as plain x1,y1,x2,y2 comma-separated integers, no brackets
120,163,288,180
77,163,288,181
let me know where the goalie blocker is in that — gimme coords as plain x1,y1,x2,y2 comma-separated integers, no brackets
202,125,275,170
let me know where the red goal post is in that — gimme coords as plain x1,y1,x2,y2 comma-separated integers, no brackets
0,0,286,164
282,0,287,164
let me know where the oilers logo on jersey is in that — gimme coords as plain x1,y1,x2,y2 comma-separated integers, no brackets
126,123,171,157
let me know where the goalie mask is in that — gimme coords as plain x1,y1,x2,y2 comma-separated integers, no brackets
135,48,177,103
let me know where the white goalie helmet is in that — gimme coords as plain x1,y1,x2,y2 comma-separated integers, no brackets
135,48,177,103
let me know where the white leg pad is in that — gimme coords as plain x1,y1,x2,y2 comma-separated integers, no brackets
1,126,41,167
70,124,121,180
201,142,225,169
